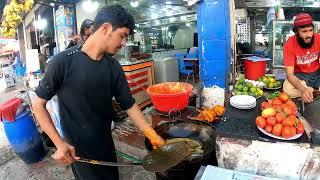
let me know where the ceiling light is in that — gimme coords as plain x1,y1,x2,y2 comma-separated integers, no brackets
150,5,156,8
135,24,140,27
151,14,158,19
33,19,47,29
272,0,281,6
154,20,160,25
166,1,172,4
82,0,99,13
183,0,199,6
180,16,187,21
169,17,175,22
166,11,173,16
130,1,139,7
50,3,54,6
313,2,320,7
186,22,191,27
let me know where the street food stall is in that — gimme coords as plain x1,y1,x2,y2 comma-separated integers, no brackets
5,0,320,179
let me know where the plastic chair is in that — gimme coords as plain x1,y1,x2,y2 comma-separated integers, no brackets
189,47,199,54
175,52,193,68
175,52,186,59
178,59,194,83
185,53,198,67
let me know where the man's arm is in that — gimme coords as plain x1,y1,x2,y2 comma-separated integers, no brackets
285,66,313,102
33,97,79,164
126,104,165,149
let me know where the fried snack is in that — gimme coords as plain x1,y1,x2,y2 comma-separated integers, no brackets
189,105,225,123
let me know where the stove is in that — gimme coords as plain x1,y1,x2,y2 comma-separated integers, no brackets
147,106,218,180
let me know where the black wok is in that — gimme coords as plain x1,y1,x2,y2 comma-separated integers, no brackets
145,119,217,179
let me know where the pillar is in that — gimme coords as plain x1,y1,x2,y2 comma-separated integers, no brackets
197,0,232,88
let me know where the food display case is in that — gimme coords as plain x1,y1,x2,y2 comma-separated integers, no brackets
269,21,320,68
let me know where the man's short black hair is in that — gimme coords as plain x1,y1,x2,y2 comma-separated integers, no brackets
93,5,135,35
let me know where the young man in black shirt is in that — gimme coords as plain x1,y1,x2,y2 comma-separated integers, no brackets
33,5,164,180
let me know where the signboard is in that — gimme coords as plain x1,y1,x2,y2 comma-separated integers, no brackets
0,37,18,55
55,5,76,52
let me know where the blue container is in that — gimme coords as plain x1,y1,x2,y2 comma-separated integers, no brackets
3,110,47,164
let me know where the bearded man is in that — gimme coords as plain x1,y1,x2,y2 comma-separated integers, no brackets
283,13,320,103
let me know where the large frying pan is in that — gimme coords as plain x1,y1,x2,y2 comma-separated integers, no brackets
145,119,217,165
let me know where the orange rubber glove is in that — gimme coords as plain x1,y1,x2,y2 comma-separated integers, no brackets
144,128,165,149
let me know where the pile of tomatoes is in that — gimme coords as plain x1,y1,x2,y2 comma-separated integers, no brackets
255,92,305,139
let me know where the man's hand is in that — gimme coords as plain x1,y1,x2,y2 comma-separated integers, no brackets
144,128,165,149
72,34,80,42
52,141,80,165
301,87,314,103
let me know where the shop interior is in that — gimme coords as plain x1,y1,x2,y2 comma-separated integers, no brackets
106,0,320,86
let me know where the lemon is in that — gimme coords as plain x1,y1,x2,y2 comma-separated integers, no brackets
269,78,276,83
258,89,264,96
268,83,274,88
236,85,243,91
250,87,257,93
262,77,268,82
238,77,245,84
247,82,253,88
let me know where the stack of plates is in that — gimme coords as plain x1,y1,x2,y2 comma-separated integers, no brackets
230,95,256,109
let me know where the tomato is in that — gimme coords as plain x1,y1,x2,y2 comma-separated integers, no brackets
279,92,290,103
265,125,273,133
291,107,298,116
285,100,297,109
256,116,267,129
290,126,297,136
283,106,293,115
273,105,281,109
288,115,296,121
275,113,286,123
280,104,287,110
267,117,277,126
272,98,283,106
268,99,273,105
276,108,282,113
282,117,295,127
261,102,271,109
272,123,283,136
282,126,294,139
297,122,305,134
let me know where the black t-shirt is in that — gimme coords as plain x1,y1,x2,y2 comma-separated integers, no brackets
35,46,135,160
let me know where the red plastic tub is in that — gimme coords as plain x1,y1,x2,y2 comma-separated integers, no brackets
244,60,267,80
146,82,193,113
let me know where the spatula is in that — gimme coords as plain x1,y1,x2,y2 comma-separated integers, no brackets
77,141,191,172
